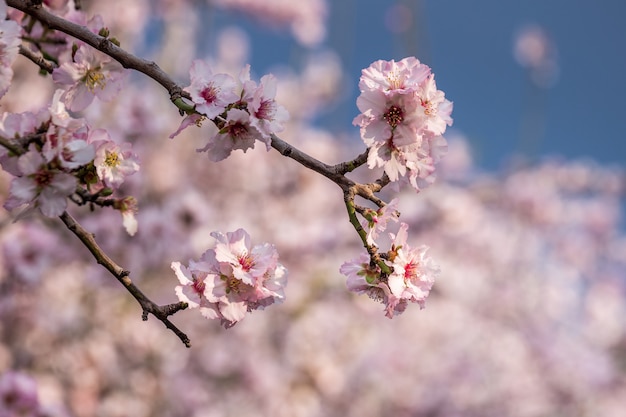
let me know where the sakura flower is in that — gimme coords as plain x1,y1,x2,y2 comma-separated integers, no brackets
52,45,126,111
0,6,21,98
43,123,94,169
415,74,453,137
91,130,140,188
354,57,453,191
340,223,438,318
185,59,239,118
172,228,287,328
199,108,261,162
248,74,289,143
114,196,138,236
212,228,277,286
4,144,77,217
387,223,439,309
171,260,220,320
359,57,431,95
355,89,422,147
340,253,406,318
360,198,400,246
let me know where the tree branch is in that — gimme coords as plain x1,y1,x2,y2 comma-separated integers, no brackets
58,211,191,348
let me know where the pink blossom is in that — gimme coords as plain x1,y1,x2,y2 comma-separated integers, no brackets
185,59,239,118
91,130,140,188
52,45,126,111
415,74,453,137
198,108,261,162
5,144,77,217
114,196,138,236
360,198,400,246
340,253,406,318
171,260,220,320
172,228,287,328
340,223,438,318
248,74,289,143
43,123,95,169
387,223,438,309
358,57,431,95
354,57,453,191
212,228,277,286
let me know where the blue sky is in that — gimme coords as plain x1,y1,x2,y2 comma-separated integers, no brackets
208,0,626,171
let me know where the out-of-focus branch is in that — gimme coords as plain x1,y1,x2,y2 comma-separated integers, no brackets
59,211,191,348
18,45,56,73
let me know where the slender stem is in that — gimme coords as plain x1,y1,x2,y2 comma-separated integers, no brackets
59,211,191,347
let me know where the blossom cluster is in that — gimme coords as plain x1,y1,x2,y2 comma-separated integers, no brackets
340,222,439,318
0,91,140,233
170,61,289,162
353,57,453,191
171,228,287,328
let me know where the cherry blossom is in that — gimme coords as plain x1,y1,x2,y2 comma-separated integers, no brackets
340,222,438,318
199,108,262,161
52,45,126,111
360,198,400,246
91,130,140,188
248,74,289,142
172,228,287,328
354,57,453,191
4,144,77,217
185,59,239,119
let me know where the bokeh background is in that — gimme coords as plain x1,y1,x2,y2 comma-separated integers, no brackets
1,1,625,416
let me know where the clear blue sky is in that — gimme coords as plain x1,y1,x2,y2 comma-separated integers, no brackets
208,0,626,171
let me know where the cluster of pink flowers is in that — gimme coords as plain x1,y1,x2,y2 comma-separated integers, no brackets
353,57,453,191
1,91,139,233
171,228,287,328
170,61,289,162
340,222,439,318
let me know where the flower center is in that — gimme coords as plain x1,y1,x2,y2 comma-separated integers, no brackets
192,276,206,295
383,105,404,129
200,84,218,104
84,69,106,92
386,71,403,90
238,254,254,272
33,169,53,187
421,99,437,117
104,150,120,167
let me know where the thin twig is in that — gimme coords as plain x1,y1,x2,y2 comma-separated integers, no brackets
59,211,191,347
19,45,56,73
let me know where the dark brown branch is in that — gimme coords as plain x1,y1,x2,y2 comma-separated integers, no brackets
19,44,56,73
59,211,191,347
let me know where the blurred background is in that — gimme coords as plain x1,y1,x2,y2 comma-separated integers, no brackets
202,0,626,169
1,0,625,416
